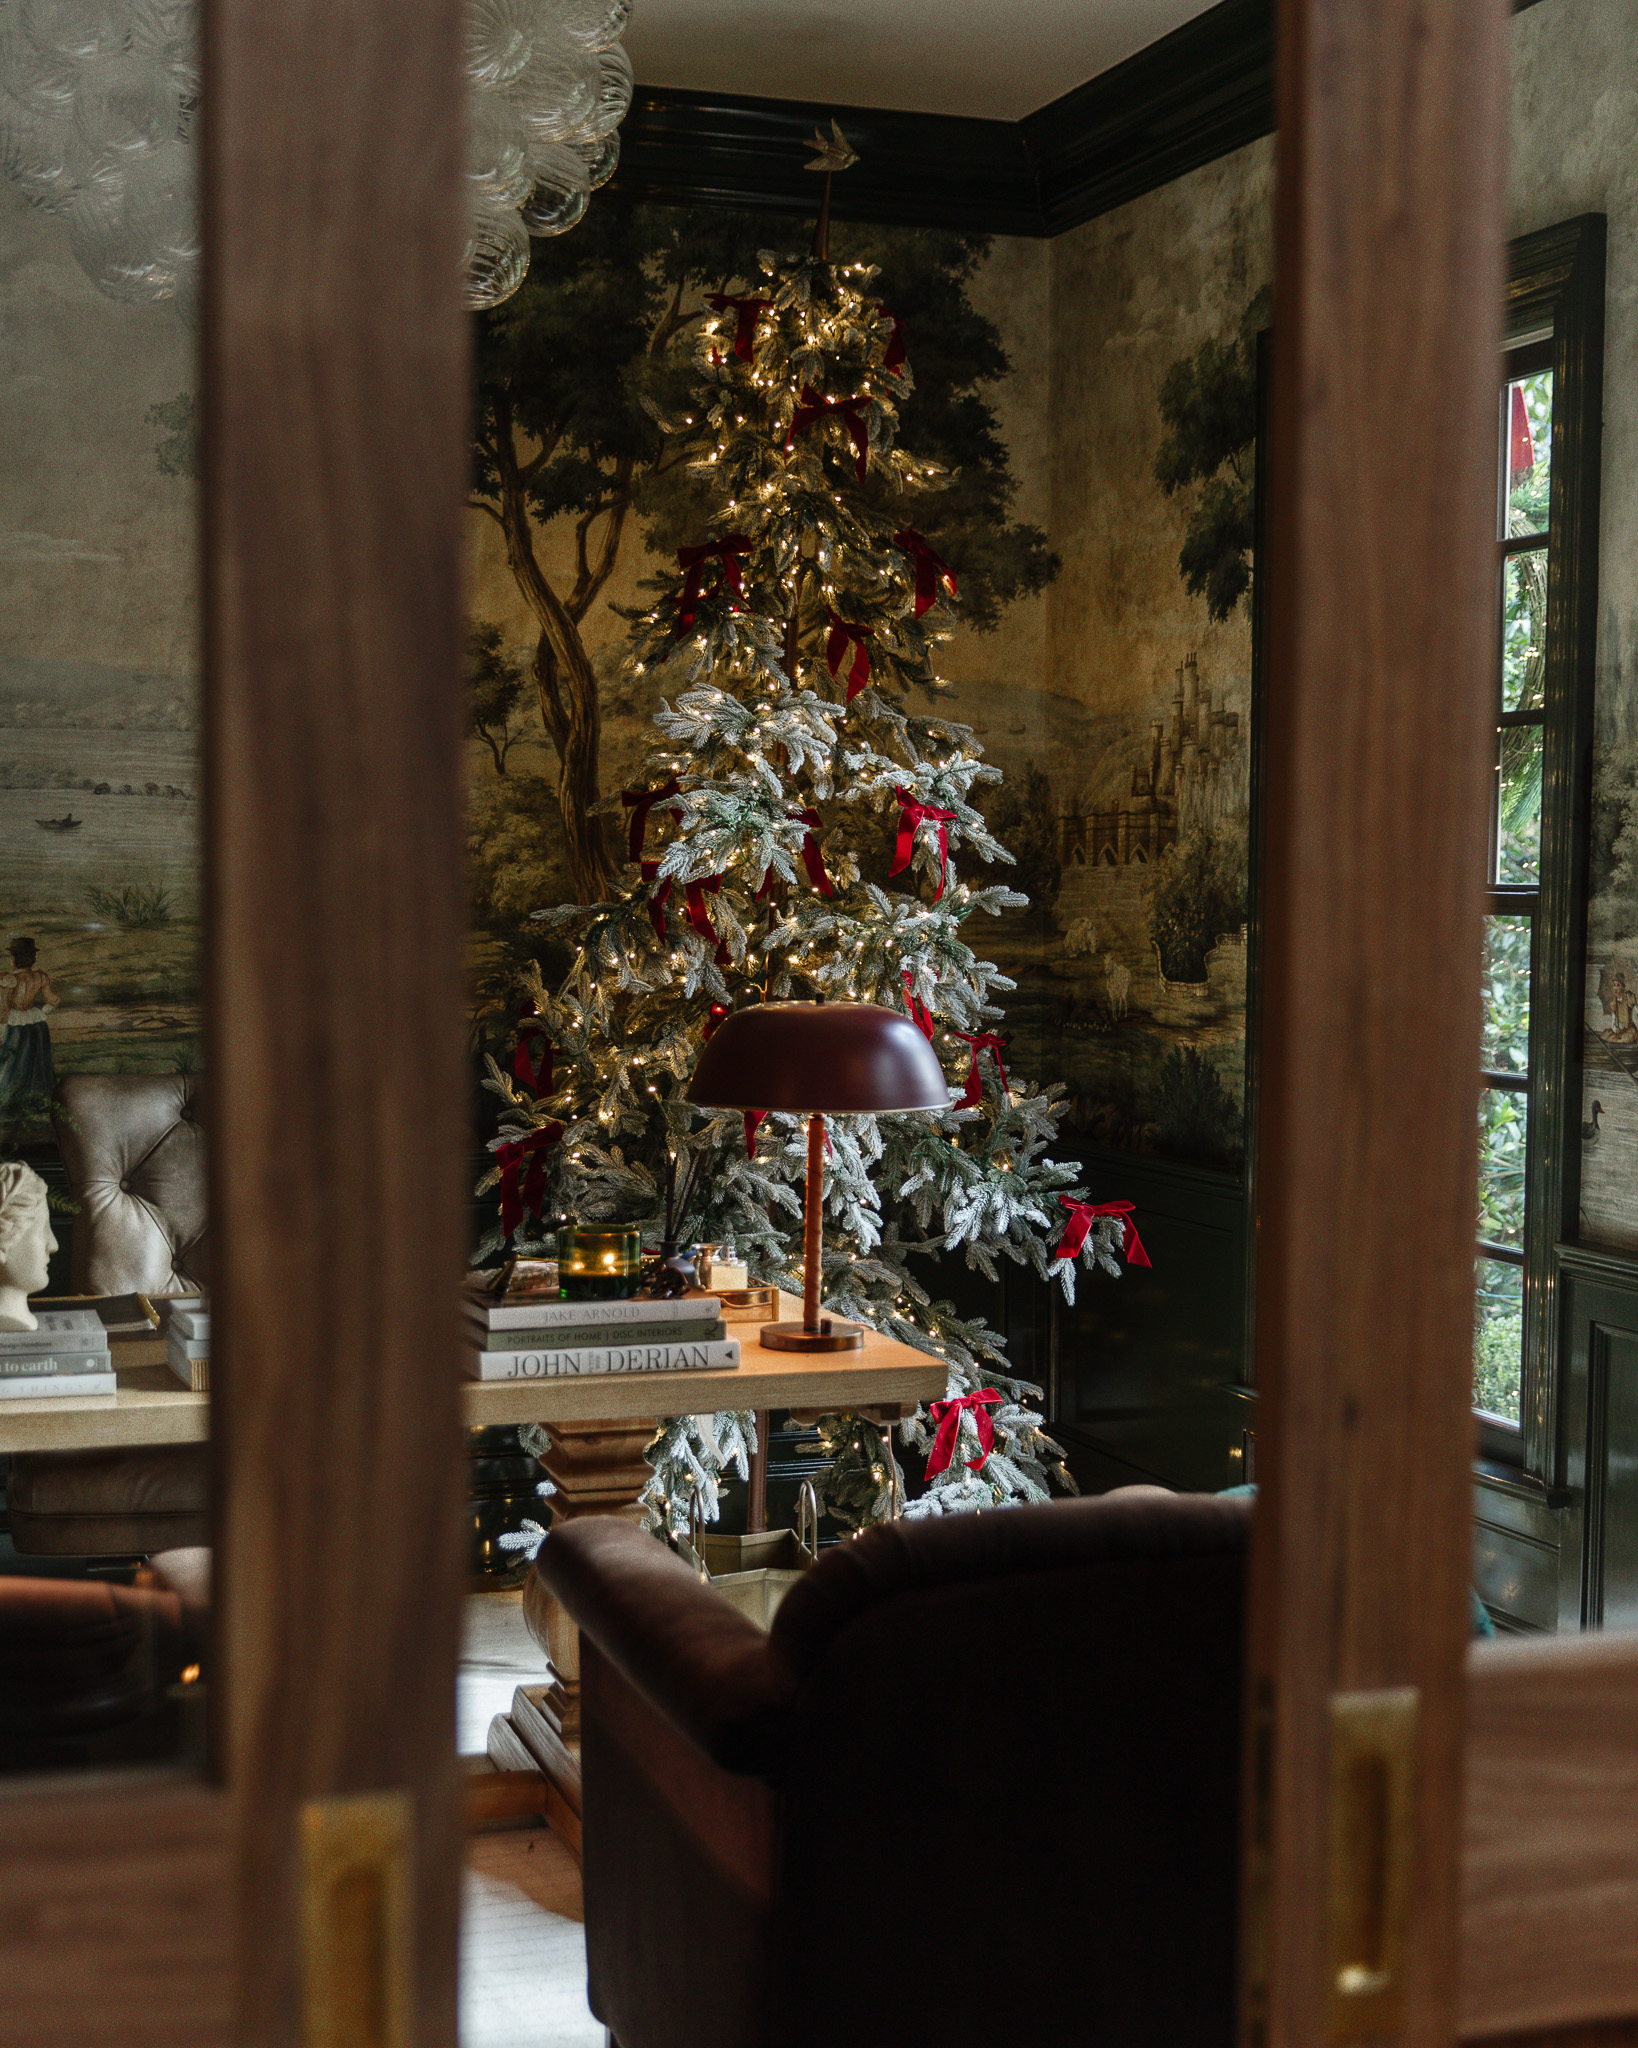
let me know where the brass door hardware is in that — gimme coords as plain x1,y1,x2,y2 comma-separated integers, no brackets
1327,1687,1418,2040
300,1789,412,2048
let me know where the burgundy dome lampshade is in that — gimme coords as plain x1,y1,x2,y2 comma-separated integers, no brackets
687,1002,950,1351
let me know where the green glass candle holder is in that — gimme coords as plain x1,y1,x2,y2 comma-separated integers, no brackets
556,1222,643,1301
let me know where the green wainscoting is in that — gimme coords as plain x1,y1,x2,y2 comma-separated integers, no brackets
1471,1461,1578,1632
1046,1140,1252,1497
1556,1245,1638,1629
1468,1243,1638,1633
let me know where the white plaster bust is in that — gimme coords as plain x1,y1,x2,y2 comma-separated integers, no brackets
0,1162,57,1331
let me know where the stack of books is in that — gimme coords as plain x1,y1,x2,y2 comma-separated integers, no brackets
167,1304,210,1391
0,1308,114,1399
462,1290,740,1380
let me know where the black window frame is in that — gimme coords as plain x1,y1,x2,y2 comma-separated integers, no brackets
1477,215,1605,1475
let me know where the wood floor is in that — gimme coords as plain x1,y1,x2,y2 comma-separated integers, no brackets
460,1589,601,2047
463,1829,600,2048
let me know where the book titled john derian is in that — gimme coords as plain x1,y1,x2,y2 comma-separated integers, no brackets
463,1336,740,1381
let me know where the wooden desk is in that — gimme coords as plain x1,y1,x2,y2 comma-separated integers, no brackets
0,1298,946,1455
0,1357,205,1454
461,1309,945,1428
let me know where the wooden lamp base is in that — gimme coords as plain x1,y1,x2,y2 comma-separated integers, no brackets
759,1318,865,1353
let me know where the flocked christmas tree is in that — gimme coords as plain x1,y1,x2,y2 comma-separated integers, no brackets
478,126,1146,1536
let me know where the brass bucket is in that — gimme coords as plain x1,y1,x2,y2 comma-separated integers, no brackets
679,1481,820,1631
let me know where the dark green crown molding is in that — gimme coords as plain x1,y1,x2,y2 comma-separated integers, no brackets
615,0,1549,239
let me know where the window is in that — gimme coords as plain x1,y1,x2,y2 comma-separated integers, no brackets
1472,218,1605,1469
1474,347,1551,1424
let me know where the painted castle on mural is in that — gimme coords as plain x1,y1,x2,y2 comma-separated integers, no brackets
1062,654,1242,870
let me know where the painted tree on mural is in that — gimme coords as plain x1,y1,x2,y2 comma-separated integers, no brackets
1153,286,1268,622
469,198,1058,901
467,620,532,775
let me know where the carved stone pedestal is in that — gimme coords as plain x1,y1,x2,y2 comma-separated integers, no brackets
520,1413,656,1743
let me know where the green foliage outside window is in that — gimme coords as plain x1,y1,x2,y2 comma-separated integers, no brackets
1474,1259,1523,1422
1481,914,1532,1071
1478,1090,1526,1245
1475,915,1532,1422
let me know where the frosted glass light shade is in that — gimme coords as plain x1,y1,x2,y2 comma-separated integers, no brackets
573,126,618,190
519,143,589,236
467,94,533,208
510,30,600,148
74,50,177,158
463,0,537,87
546,0,631,54
578,41,631,142
462,198,531,310
21,0,125,66
123,136,195,267
0,0,631,313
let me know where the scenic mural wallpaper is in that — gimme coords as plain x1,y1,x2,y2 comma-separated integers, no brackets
461,180,1271,1173
1,145,1276,1177
0,174,202,1113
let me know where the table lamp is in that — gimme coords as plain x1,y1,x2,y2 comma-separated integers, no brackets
687,1001,949,1350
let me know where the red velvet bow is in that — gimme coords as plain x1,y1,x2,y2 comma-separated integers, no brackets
513,1015,553,1095
824,608,873,700
925,1388,1003,1479
1055,1197,1151,1268
792,807,832,897
892,528,958,618
705,293,774,363
675,535,751,632
874,304,907,371
495,1123,564,1237
679,875,730,965
901,968,935,1040
743,1109,767,1158
952,1029,1007,1109
623,776,682,861
785,387,870,483
890,785,958,898
640,859,671,939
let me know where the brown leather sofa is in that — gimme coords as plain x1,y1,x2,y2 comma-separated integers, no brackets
0,1568,203,1772
4,1074,208,1556
538,1486,1250,2048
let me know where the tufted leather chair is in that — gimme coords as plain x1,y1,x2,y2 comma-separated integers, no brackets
3,1075,209,1556
54,1072,208,1295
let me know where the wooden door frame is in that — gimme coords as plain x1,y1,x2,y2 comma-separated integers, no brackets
0,0,470,2041
1250,5,1638,2047
1243,1,1509,2044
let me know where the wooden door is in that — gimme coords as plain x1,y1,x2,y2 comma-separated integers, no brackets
0,0,470,2042
1248,3,1638,2046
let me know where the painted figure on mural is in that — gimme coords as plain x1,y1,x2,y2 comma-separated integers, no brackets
0,937,59,1102
1598,963,1638,1044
